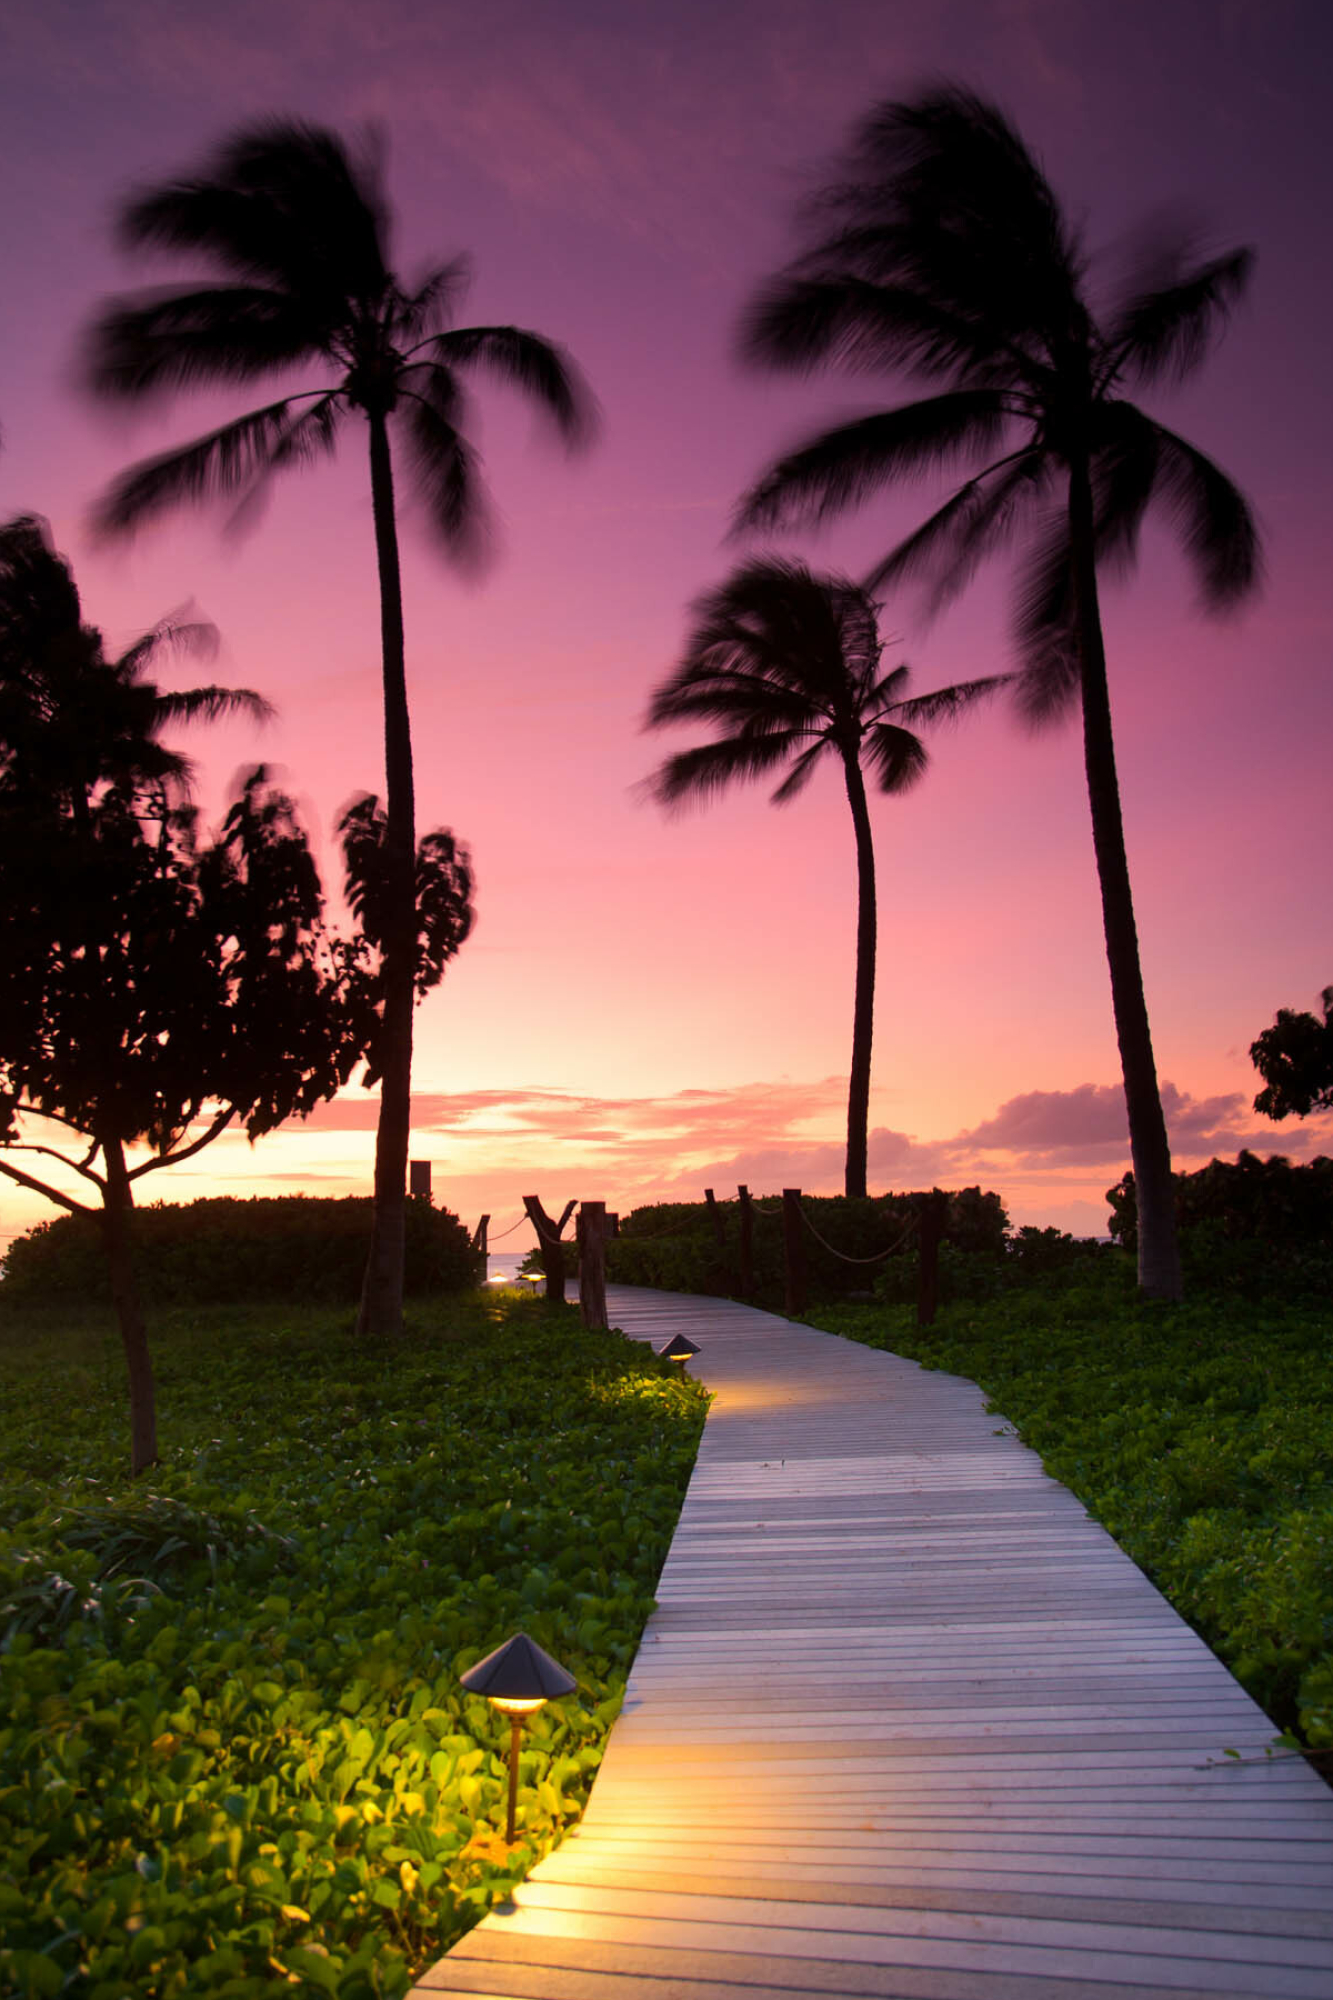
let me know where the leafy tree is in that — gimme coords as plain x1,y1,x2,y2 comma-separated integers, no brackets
735,87,1260,1299
0,524,473,1471
82,119,592,1336
0,769,376,1473
1252,989,1333,1119
0,512,271,804
642,555,1001,1196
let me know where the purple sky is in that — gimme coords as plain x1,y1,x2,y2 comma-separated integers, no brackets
1,0,1330,1246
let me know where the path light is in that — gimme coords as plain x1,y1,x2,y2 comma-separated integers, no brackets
460,1633,576,1843
660,1333,699,1364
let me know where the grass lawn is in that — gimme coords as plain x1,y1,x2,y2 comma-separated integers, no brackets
0,1288,707,1998
806,1261,1333,1762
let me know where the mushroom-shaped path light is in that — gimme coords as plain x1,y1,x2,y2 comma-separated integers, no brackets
660,1333,700,1364
460,1633,576,1842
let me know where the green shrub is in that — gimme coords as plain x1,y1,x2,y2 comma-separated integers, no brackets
1108,1152,1333,1298
2,1195,480,1305
604,1187,1008,1305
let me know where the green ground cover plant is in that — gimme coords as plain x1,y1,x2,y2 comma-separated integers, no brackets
0,1290,706,1997
807,1258,1333,1756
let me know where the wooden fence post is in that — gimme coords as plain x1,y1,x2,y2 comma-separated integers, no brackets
704,1188,727,1252
782,1188,806,1317
737,1184,754,1298
522,1195,576,1304
917,1190,948,1327
579,1201,608,1331
470,1214,490,1261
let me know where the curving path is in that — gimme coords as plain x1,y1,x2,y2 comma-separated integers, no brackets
414,1286,1333,2000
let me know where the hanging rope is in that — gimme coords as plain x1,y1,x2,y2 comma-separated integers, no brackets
795,1198,921,1265
483,1213,530,1243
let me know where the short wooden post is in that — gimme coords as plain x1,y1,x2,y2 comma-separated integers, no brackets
471,1214,490,1256
917,1190,948,1327
782,1187,806,1317
704,1188,727,1252
579,1201,608,1331
523,1195,576,1304
737,1184,754,1297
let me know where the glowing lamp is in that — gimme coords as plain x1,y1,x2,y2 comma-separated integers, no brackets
660,1333,699,1364
460,1633,576,1841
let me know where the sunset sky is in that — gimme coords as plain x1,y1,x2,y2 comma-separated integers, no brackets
1,0,1330,1252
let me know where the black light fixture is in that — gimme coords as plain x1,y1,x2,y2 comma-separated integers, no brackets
660,1333,699,1364
460,1633,576,1843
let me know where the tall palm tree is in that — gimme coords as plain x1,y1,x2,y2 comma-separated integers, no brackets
643,555,1001,1198
0,511,270,814
81,121,594,1336
735,86,1260,1299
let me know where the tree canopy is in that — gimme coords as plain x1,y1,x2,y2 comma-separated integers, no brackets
1251,989,1333,1120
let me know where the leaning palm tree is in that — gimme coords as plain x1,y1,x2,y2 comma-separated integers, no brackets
81,120,594,1335
643,555,1001,1198
0,511,270,814
735,86,1260,1299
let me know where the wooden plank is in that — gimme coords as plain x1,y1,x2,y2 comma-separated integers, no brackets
408,1285,1333,2000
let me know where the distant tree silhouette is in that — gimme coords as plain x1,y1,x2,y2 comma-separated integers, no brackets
642,555,1001,1197
0,512,271,807
82,120,593,1336
1251,988,1333,1120
736,86,1260,1300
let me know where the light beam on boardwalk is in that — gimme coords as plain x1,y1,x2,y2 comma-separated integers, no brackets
414,1285,1333,2000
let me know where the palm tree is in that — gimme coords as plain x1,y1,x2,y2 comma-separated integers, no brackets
0,511,270,814
735,86,1260,1299
81,120,594,1335
643,555,1001,1198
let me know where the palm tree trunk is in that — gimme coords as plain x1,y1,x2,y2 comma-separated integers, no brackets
98,1135,157,1475
841,749,878,1200
357,410,416,1338
1069,457,1182,1301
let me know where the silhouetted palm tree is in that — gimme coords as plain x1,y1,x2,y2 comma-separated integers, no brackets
643,556,1001,1197
82,120,594,1334
736,86,1260,1299
0,512,269,816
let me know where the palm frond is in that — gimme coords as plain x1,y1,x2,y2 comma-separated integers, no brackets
1011,519,1080,727
115,615,220,675
805,88,1085,365
1108,244,1253,388
91,394,342,537
120,120,391,304
862,720,928,794
149,685,275,729
646,664,822,732
769,737,831,804
888,672,1010,728
736,393,1009,534
1086,400,1162,577
1147,419,1262,607
397,370,491,568
398,256,474,342
643,729,817,812
862,448,1045,605
739,273,997,383
83,285,321,400
424,325,596,446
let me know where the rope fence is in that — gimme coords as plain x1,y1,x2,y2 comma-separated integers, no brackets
493,1184,952,1329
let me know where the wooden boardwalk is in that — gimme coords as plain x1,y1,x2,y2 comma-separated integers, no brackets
414,1286,1333,2000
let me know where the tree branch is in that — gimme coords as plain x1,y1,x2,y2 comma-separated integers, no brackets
127,1107,236,1179
0,1156,94,1215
